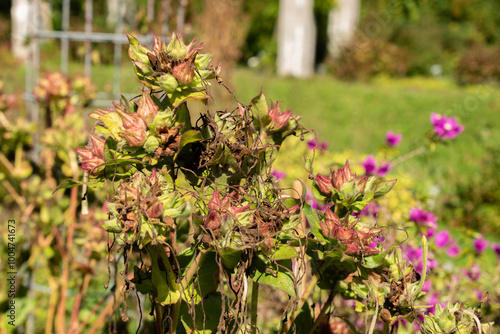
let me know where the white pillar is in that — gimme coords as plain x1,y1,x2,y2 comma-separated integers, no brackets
277,0,316,78
11,0,52,61
327,0,360,58
11,0,30,60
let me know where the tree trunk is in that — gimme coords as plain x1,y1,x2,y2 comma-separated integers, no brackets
277,0,316,78
11,0,51,60
327,0,360,58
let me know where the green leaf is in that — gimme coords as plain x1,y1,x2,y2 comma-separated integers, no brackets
340,179,358,200
148,246,181,305
361,245,398,269
302,203,327,243
221,248,242,270
175,130,203,159
89,111,123,139
127,34,151,63
351,188,374,212
170,89,209,108
373,179,397,199
53,178,83,193
103,137,118,162
98,158,144,169
133,61,153,76
133,266,156,295
195,53,212,69
101,219,122,233
303,155,312,172
180,292,222,333
250,90,270,130
270,245,298,260
193,252,218,298
249,255,296,297
289,302,313,334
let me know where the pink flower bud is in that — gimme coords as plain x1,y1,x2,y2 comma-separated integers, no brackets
115,103,147,130
146,200,164,219
80,156,105,174
333,160,355,190
120,128,147,147
315,173,332,195
89,134,106,159
137,92,158,125
204,211,220,230
173,61,196,83
150,168,158,184
76,148,94,160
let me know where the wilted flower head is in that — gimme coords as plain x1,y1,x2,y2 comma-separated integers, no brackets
320,208,380,256
268,101,293,131
76,134,106,174
386,131,403,147
431,113,464,140
204,191,250,230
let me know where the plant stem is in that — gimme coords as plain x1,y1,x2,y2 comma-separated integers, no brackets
155,303,163,334
308,290,335,334
279,258,332,334
367,297,379,334
390,146,427,168
251,280,259,334
180,249,208,289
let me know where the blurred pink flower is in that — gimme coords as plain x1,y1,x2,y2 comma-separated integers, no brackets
386,130,403,147
473,236,489,254
463,264,481,281
435,230,450,248
446,244,461,257
430,113,464,139
272,169,286,181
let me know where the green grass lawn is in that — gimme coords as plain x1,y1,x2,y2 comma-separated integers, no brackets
232,69,500,197
4,47,499,198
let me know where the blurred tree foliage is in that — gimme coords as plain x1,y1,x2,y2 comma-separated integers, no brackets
358,0,500,76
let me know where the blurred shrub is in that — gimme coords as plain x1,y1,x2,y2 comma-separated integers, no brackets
455,44,500,84
441,145,500,234
331,34,410,81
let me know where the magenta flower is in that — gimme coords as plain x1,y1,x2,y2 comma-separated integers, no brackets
446,244,461,257
409,208,438,237
362,155,377,175
492,243,500,257
463,264,481,281
376,162,391,177
430,113,464,139
435,230,450,248
272,169,286,181
409,208,423,222
421,281,432,292
307,139,329,151
473,236,489,254
386,131,403,147
362,156,391,177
